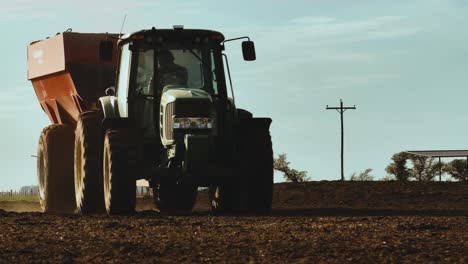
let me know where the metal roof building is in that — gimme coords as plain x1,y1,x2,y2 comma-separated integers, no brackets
406,150,468,158
405,150,468,181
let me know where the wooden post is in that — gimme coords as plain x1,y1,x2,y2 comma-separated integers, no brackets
439,157,442,182
326,99,357,181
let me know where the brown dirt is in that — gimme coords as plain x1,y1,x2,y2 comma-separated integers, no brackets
0,181,466,263
0,201,41,213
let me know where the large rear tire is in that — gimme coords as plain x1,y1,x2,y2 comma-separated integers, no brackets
103,130,136,215
74,111,105,214
154,184,198,214
241,122,274,214
209,118,273,214
208,185,241,214
37,125,76,214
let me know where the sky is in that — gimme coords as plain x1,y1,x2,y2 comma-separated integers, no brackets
1,0,468,190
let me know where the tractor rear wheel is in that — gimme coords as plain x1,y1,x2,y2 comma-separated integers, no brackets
209,119,273,214
208,185,241,214
154,184,198,214
103,130,136,215
74,111,105,214
37,124,76,214
240,122,273,214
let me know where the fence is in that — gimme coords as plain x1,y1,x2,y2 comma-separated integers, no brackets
0,187,151,199
0,189,38,199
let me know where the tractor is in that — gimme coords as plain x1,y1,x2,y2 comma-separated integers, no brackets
28,26,273,214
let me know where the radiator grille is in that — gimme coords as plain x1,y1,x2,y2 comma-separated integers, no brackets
164,102,175,140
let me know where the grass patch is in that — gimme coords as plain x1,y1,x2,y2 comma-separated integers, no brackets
0,196,39,202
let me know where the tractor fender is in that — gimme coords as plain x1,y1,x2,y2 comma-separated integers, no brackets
99,96,120,119
237,111,272,139
236,108,271,131
251,117,272,131
241,117,272,132
236,108,253,121
235,116,272,166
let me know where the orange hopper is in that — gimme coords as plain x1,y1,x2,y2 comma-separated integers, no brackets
27,32,118,127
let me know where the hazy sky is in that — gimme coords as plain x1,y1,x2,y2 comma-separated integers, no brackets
1,0,468,190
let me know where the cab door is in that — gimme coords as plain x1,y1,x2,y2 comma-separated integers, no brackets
116,43,132,117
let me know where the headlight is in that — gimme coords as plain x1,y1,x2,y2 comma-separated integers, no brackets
173,117,212,129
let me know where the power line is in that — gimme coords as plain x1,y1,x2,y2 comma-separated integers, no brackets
326,99,357,181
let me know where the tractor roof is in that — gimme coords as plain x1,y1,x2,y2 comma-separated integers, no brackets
120,27,225,44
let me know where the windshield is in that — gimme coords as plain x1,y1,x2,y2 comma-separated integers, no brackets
135,47,218,96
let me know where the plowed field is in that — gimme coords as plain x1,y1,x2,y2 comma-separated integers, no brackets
1,181,467,263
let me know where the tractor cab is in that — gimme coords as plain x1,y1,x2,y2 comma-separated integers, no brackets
118,28,225,141
107,27,256,147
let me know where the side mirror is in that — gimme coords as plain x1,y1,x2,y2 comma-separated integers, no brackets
242,41,256,61
99,41,114,61
105,87,116,96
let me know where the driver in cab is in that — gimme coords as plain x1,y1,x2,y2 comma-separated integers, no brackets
136,49,188,96
158,49,188,88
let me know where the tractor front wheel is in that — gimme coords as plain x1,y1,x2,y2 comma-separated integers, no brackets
74,111,105,214
103,130,136,215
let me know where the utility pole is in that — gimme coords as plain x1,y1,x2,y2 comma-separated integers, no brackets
326,99,356,181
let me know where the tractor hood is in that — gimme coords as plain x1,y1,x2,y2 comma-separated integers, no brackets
160,88,213,146
160,88,212,106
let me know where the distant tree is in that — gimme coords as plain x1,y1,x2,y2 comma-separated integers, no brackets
19,185,38,195
386,152,444,181
385,152,413,181
349,168,374,181
273,153,310,182
409,155,443,181
443,159,468,182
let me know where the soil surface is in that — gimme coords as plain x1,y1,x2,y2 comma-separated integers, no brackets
0,181,467,263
